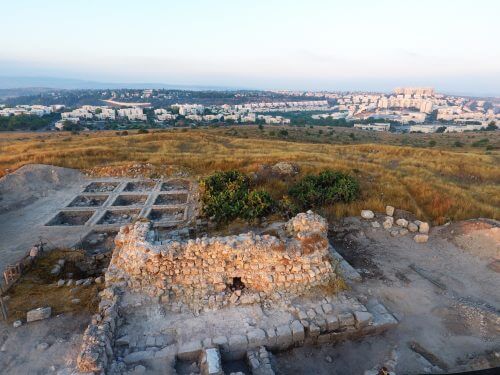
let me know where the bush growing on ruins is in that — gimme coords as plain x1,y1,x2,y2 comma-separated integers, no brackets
201,170,250,222
201,171,276,223
289,170,359,210
243,190,274,220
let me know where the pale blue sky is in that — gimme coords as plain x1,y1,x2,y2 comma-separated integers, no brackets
1,0,499,94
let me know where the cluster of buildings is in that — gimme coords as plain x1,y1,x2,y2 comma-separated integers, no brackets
0,104,64,117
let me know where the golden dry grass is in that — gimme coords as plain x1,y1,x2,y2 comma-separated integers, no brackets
0,127,499,224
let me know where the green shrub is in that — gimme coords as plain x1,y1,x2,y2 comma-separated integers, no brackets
243,190,274,220
200,171,249,223
289,170,359,210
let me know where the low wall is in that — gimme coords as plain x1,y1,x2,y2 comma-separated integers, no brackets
106,211,338,309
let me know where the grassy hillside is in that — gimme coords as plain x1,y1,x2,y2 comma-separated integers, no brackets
0,126,499,224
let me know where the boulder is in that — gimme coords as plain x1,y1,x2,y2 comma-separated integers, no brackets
27,307,51,322
408,223,418,232
414,234,429,243
361,210,375,219
271,162,299,177
386,206,395,217
395,218,408,228
418,222,430,234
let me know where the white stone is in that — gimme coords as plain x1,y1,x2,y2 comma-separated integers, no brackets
361,210,375,219
386,206,395,217
26,307,51,322
414,234,429,243
13,320,22,328
418,222,430,234
396,218,408,227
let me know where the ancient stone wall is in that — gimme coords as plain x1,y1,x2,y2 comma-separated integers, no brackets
106,211,338,309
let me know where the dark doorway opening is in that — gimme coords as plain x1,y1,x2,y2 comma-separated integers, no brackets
228,277,245,292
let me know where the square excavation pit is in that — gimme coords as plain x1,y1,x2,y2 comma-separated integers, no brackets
68,195,108,207
161,179,190,191
123,181,156,192
97,209,140,225
154,193,188,205
84,181,119,193
112,194,148,207
46,210,94,226
148,207,185,222
80,229,118,255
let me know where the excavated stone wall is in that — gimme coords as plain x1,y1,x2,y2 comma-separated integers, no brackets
106,211,338,309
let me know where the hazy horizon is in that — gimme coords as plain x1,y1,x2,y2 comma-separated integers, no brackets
1,0,499,96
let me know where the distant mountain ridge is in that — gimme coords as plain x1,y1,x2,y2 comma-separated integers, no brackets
0,76,239,91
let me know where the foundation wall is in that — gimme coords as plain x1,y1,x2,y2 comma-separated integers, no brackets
107,211,337,305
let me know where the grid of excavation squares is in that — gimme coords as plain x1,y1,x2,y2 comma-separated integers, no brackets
154,193,188,205
68,195,109,208
47,210,95,226
97,209,141,225
84,182,119,193
112,194,148,207
123,181,156,192
147,207,185,223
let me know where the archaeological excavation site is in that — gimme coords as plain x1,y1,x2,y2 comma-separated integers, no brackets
0,164,498,375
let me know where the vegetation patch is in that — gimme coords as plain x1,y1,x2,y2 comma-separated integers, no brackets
289,170,360,210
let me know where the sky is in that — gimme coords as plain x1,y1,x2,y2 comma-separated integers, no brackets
1,0,499,95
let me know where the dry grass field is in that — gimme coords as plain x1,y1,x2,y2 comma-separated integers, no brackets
0,126,499,224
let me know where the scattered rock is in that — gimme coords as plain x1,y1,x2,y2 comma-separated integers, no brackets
361,210,375,219
13,320,22,328
399,229,409,236
386,206,395,217
383,220,393,230
71,298,81,304
26,307,51,322
66,279,74,286
408,223,418,232
57,279,65,287
414,234,429,243
371,222,380,228
37,342,49,351
419,222,430,234
396,219,408,228
271,161,300,177
390,230,399,237
94,276,103,284
50,265,61,275
325,355,333,363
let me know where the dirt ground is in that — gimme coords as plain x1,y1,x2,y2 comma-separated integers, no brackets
274,215,500,374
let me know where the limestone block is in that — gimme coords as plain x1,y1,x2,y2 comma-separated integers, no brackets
353,311,373,328
26,307,51,322
338,312,355,328
396,219,408,228
418,222,430,234
361,210,374,219
200,347,223,375
407,222,418,232
177,340,202,361
414,234,429,243
325,314,339,331
247,328,267,347
275,325,293,349
386,206,395,217
290,320,305,342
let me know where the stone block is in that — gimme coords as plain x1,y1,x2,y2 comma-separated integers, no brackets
275,324,293,349
418,222,430,234
265,328,277,348
247,328,267,347
353,311,373,328
177,340,202,361
407,223,418,232
26,307,51,322
325,314,339,331
290,320,305,342
414,234,429,243
123,350,156,364
361,210,374,219
338,312,355,328
200,347,223,375
386,206,395,217
212,336,229,352
396,219,408,228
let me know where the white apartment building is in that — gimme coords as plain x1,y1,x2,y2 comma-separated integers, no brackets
354,123,391,131
117,107,147,121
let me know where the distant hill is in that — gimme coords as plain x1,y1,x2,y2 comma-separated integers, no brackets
0,76,238,91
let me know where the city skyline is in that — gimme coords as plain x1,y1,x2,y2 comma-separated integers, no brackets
1,0,499,95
